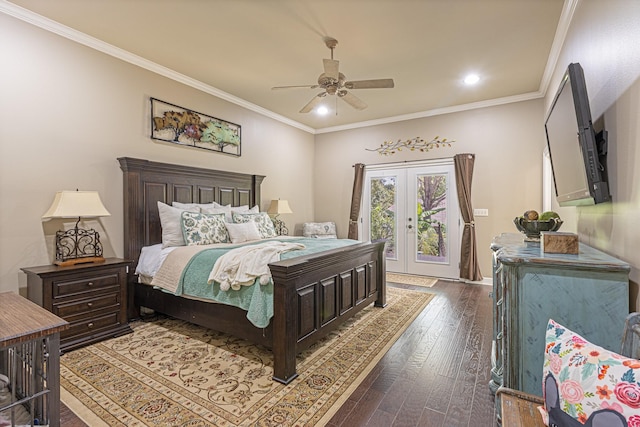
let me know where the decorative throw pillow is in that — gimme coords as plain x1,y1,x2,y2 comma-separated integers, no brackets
180,211,230,245
303,222,337,238
225,221,262,243
157,201,199,247
540,319,639,427
232,211,277,238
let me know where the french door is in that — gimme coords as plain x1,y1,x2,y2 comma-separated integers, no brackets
362,159,461,279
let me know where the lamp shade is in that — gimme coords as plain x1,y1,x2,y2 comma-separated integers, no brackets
267,199,292,215
42,191,111,220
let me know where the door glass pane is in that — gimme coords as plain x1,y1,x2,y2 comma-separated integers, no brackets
415,173,449,263
369,176,397,259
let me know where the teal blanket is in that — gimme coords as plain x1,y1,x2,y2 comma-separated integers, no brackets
174,238,359,328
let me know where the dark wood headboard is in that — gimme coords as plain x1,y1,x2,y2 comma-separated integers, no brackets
118,157,264,270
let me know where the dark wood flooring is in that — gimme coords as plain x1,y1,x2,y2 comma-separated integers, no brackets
60,280,497,426
327,280,497,426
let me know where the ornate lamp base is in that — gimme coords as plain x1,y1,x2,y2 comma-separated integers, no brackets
54,220,105,266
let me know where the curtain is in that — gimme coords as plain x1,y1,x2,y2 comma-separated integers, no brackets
454,153,483,281
348,163,365,240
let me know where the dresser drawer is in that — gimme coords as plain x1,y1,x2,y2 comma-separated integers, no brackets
54,292,120,318
52,271,120,299
62,311,122,340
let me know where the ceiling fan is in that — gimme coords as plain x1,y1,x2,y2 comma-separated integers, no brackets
272,37,395,113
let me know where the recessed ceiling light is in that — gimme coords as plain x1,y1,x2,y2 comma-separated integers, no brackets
317,106,329,115
464,74,480,85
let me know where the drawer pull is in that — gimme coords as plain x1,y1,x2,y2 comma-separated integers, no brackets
87,322,94,329
87,282,94,287
87,302,93,308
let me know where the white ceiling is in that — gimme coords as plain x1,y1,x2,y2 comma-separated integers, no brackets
4,0,567,133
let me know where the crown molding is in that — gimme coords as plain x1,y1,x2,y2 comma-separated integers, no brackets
1,0,569,136
315,91,545,134
538,0,579,96
0,0,315,134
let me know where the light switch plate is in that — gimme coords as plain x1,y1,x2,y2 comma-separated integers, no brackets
474,208,489,217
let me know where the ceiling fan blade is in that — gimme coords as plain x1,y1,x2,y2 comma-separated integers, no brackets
323,59,340,81
271,84,319,90
300,92,327,113
344,78,395,89
338,91,367,110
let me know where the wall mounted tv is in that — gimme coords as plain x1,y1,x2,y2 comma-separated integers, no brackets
545,62,610,206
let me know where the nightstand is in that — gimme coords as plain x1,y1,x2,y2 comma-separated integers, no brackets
21,258,132,352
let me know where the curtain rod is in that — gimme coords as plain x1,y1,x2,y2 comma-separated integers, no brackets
352,154,463,168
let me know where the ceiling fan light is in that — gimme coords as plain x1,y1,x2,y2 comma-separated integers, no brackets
277,37,394,113
317,106,329,115
464,74,480,85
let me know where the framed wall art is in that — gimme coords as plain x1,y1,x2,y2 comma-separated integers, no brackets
150,98,241,157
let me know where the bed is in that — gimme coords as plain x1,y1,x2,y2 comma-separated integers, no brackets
118,157,386,384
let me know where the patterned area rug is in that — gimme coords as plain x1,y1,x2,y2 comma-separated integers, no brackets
386,272,438,287
60,287,434,426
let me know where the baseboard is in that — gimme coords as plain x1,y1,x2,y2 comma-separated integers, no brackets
459,277,493,286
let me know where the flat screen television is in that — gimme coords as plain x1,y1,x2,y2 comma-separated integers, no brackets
544,62,610,206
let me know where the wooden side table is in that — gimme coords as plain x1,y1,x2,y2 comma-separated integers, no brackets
497,387,545,427
21,258,132,352
0,292,69,427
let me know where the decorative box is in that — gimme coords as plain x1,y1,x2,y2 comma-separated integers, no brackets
541,232,579,254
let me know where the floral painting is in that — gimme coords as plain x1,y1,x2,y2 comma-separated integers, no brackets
150,98,241,156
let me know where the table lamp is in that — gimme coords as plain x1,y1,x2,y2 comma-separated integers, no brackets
267,199,292,236
42,190,111,266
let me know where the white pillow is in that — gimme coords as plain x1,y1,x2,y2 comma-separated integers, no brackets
201,205,231,220
225,221,262,243
157,202,199,247
172,201,231,211
202,204,259,222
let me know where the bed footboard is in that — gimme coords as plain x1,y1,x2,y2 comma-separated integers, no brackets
269,240,386,384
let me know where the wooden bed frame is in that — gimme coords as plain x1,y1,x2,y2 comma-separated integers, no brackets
118,157,386,384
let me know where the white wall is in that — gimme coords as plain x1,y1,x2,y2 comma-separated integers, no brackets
0,13,315,294
543,0,640,305
314,100,546,279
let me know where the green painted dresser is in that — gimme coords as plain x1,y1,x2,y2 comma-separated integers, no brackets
490,233,630,398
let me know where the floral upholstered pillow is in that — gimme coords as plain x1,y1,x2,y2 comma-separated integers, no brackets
180,211,230,245
231,212,277,238
302,222,337,239
540,319,639,427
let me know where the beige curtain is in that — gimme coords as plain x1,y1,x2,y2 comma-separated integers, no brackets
454,153,483,281
348,163,365,239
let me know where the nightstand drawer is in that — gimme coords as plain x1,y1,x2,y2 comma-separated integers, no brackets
22,258,132,352
54,292,120,318
63,311,121,339
53,272,120,299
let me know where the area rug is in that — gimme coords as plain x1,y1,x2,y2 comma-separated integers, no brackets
60,287,434,427
386,272,438,287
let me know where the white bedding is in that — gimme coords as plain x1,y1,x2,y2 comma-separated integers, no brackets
135,236,300,279
135,244,176,277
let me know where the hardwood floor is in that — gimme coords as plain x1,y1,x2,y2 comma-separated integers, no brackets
327,280,497,426
59,279,497,426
